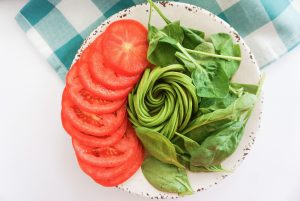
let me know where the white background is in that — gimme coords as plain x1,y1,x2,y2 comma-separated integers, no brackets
0,1,300,201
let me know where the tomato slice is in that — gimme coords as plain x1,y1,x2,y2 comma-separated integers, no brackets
66,61,80,86
77,142,142,181
88,36,140,90
72,123,138,167
78,61,132,100
66,66,126,114
93,145,143,187
102,19,149,76
61,110,127,147
89,50,141,90
62,91,126,137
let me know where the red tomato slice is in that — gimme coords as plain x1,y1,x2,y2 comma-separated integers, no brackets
66,65,126,114
102,19,149,76
62,90,126,137
93,145,143,186
72,123,138,167
78,61,132,100
66,61,80,86
88,36,140,90
77,142,142,182
61,110,127,147
89,51,141,90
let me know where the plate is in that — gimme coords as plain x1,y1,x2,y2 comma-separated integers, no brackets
73,1,263,199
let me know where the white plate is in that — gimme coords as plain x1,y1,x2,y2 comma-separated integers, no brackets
73,1,263,199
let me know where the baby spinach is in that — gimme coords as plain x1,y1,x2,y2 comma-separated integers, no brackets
142,156,193,195
135,127,184,168
146,0,242,99
190,119,246,167
147,25,179,66
182,27,205,49
189,164,225,172
182,93,257,135
128,0,264,195
175,51,230,98
210,33,241,78
199,82,259,114
172,132,200,155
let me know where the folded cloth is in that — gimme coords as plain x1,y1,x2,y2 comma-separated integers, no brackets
16,0,300,80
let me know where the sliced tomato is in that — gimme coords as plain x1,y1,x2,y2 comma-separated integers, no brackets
61,110,127,147
89,50,141,90
88,36,140,90
102,19,149,76
62,90,126,136
78,61,132,100
66,61,80,86
77,142,142,182
66,70,126,115
80,44,91,61
93,145,143,186
72,123,138,167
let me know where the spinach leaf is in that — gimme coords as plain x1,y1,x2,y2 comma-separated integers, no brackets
191,42,216,59
142,156,193,195
135,127,184,168
176,51,230,98
172,132,200,155
182,27,205,49
182,93,257,138
190,119,246,167
192,65,229,98
185,120,233,144
189,164,225,172
210,33,241,78
199,82,259,114
147,25,179,66
161,21,184,43
231,82,259,95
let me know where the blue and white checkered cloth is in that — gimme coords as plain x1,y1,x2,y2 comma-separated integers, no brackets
16,0,300,80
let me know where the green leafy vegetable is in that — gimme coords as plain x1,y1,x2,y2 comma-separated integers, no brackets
182,27,205,49
128,0,264,195
135,127,184,168
182,93,257,136
189,164,225,172
172,132,200,155
199,82,259,114
210,33,241,78
190,118,246,167
142,156,193,195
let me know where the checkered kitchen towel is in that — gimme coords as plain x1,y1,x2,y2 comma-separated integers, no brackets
16,0,300,80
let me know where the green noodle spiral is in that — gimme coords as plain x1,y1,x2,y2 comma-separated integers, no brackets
127,64,198,139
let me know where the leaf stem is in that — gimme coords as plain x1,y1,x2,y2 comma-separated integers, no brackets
147,0,171,24
175,43,200,69
185,48,242,61
148,0,153,26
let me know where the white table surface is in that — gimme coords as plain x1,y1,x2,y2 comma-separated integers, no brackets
1,1,300,201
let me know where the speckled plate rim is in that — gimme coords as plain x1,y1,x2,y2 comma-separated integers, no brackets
71,1,264,199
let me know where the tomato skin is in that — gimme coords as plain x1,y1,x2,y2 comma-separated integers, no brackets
72,123,138,167
62,90,126,137
78,61,132,101
61,111,127,147
66,61,80,86
102,19,149,76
